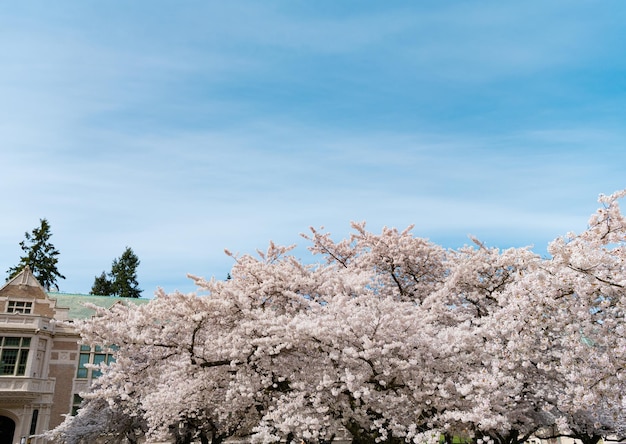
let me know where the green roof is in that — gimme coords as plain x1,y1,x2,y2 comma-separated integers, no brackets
47,292,150,320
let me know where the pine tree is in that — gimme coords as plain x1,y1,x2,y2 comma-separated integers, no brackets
111,247,142,298
7,218,66,291
90,247,142,298
90,271,114,296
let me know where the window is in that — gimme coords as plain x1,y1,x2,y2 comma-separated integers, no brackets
71,394,83,416
76,345,115,379
7,301,33,314
0,337,30,376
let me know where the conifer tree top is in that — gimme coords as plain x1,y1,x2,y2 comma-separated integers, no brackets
7,218,65,291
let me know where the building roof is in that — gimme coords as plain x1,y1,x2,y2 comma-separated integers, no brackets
0,265,49,300
1,266,150,320
47,292,150,320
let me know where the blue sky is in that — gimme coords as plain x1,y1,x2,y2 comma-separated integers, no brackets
1,1,625,296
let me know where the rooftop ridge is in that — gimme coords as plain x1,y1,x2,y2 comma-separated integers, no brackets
47,291,150,300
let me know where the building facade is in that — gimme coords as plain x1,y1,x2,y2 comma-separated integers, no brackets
0,267,147,444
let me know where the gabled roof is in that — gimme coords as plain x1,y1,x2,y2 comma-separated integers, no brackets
0,265,48,300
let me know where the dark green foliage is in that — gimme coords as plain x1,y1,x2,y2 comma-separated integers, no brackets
90,271,114,296
7,218,65,291
111,247,142,298
90,247,142,298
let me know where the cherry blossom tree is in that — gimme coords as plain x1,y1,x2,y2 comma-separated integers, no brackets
51,191,626,444
426,243,554,444
539,190,626,444
44,394,146,444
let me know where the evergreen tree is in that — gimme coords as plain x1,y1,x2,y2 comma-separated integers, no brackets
7,218,66,291
90,271,114,296
90,247,142,298
111,247,142,298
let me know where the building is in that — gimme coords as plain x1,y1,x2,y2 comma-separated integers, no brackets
0,267,148,444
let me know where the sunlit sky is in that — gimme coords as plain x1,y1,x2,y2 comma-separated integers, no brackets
1,2,625,296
